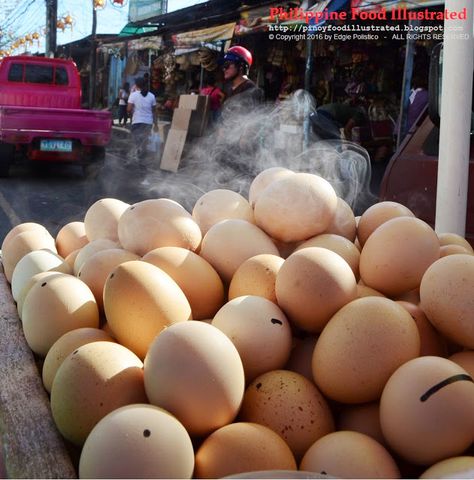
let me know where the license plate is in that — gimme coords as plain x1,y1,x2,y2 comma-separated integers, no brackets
40,139,72,152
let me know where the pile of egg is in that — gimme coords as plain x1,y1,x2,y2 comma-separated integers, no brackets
1,167,474,479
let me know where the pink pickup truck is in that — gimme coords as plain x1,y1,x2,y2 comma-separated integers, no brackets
0,55,112,177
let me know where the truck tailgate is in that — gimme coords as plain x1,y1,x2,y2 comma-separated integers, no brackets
0,105,112,146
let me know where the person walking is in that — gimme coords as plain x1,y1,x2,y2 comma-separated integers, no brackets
117,81,130,126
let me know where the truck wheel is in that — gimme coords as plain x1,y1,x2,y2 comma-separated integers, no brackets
83,147,105,179
0,143,15,178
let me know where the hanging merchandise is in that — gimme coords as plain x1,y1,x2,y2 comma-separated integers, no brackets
153,50,177,84
124,52,139,76
198,47,219,71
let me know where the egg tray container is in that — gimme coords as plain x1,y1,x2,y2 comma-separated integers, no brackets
0,259,76,479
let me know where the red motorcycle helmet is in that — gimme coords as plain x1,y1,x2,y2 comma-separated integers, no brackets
223,45,253,68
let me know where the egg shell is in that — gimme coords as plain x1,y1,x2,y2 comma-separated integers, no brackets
212,295,293,383
356,284,385,298
117,198,202,256
312,297,420,404
420,254,474,348
142,246,225,320
254,173,338,243
323,197,357,242
22,274,99,357
359,216,440,297
73,238,119,275
357,201,415,247
192,189,255,235
448,351,474,378
228,254,284,303
42,327,115,393
194,422,297,478
199,219,280,284
380,356,474,465
239,370,334,461
50,341,147,446
248,166,295,208
437,232,474,253
393,288,420,304
420,456,474,479
1,222,50,254
77,248,140,312
275,247,357,333
295,233,360,280
440,244,473,257
300,431,400,479
79,404,195,479
55,221,89,258
64,248,80,270
84,198,129,242
103,260,191,359
285,336,318,382
143,321,245,437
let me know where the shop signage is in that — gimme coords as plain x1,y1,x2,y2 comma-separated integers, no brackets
352,0,444,10
129,0,165,22
171,22,236,48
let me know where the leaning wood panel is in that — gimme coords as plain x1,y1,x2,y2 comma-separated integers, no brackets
0,260,76,479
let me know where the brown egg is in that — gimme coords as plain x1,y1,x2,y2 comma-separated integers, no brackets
313,297,420,404
285,336,318,382
42,327,115,393
275,247,357,333
254,173,338,243
380,356,474,465
192,189,255,235
143,321,245,437
356,284,385,298
295,233,360,280
239,370,334,461
359,217,440,297
438,232,474,253
142,246,225,320
55,221,89,258
440,244,473,257
194,422,297,478
200,219,279,284
300,431,400,478
73,238,119,275
77,248,140,312
449,351,474,378
420,254,474,348
84,198,129,242
2,222,49,251
420,456,474,479
50,341,147,446
212,296,293,382
103,260,191,359
336,402,386,447
396,301,448,357
248,166,295,208
357,201,415,247
323,197,357,242
393,288,420,304
22,274,99,357
117,198,202,256
228,254,284,303
64,248,80,270
79,404,195,479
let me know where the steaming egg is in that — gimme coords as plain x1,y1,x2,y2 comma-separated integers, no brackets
248,166,295,208
449,351,474,377
84,198,129,242
77,248,140,312
275,247,357,333
192,189,255,235
142,246,225,320
357,201,415,247
285,336,318,382
55,221,89,258
323,198,357,242
212,295,292,382
239,370,334,461
118,198,202,256
73,238,119,275
200,219,279,284
438,232,474,253
300,431,400,479
50,341,147,446
103,260,191,359
194,422,297,478
359,216,440,297
380,356,474,465
312,297,420,404
228,253,284,303
420,456,474,479
420,254,474,348
22,274,99,357
143,321,245,437
42,327,115,393
440,243,472,257
11,249,71,302
295,233,360,280
254,173,338,242
79,404,195,479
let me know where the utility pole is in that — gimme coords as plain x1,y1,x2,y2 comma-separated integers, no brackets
88,4,97,108
45,0,57,57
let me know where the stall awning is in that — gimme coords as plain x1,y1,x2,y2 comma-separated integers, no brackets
127,36,163,50
118,23,158,37
171,22,236,48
